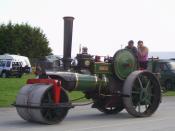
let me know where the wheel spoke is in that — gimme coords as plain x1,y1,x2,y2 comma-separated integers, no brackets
138,102,141,113
132,91,140,94
47,92,53,103
145,104,148,109
145,83,154,104
44,110,51,119
138,76,144,89
145,98,151,105
145,80,150,90
146,82,153,95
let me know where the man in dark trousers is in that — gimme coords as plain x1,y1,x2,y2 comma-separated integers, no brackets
125,40,138,58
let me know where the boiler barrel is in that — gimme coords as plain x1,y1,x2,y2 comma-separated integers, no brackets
47,72,108,91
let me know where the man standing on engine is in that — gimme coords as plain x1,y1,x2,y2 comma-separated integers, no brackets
125,40,138,59
137,40,149,69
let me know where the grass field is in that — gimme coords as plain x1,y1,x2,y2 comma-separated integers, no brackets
0,74,35,107
164,91,175,96
0,74,175,107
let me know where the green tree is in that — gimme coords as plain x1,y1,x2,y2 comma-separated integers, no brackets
0,22,52,59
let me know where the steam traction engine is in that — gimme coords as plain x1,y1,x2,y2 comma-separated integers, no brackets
14,17,161,124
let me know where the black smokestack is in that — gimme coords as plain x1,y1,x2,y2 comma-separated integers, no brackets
62,16,74,70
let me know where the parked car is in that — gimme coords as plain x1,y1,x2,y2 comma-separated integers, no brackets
148,59,175,91
0,60,23,78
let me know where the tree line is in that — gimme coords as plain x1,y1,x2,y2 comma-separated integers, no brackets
0,22,52,59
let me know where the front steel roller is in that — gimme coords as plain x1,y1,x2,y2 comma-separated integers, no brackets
16,84,69,124
123,70,161,117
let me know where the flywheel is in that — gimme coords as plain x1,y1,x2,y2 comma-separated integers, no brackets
113,49,137,80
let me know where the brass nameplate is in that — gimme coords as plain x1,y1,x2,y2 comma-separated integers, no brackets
99,66,109,71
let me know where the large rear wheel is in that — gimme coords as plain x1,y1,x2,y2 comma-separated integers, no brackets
123,70,161,117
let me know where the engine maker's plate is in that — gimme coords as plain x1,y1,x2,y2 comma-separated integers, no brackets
113,49,137,80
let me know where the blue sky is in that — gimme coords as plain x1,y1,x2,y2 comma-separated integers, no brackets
0,0,175,56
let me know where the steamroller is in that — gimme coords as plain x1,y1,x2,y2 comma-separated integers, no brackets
14,17,161,124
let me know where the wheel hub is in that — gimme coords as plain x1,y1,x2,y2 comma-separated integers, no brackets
139,88,151,104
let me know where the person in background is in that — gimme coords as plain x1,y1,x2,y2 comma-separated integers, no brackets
82,47,88,54
35,63,47,78
137,40,149,69
125,40,138,58
95,55,101,62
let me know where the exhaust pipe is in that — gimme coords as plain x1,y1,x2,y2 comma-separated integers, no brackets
62,16,74,70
